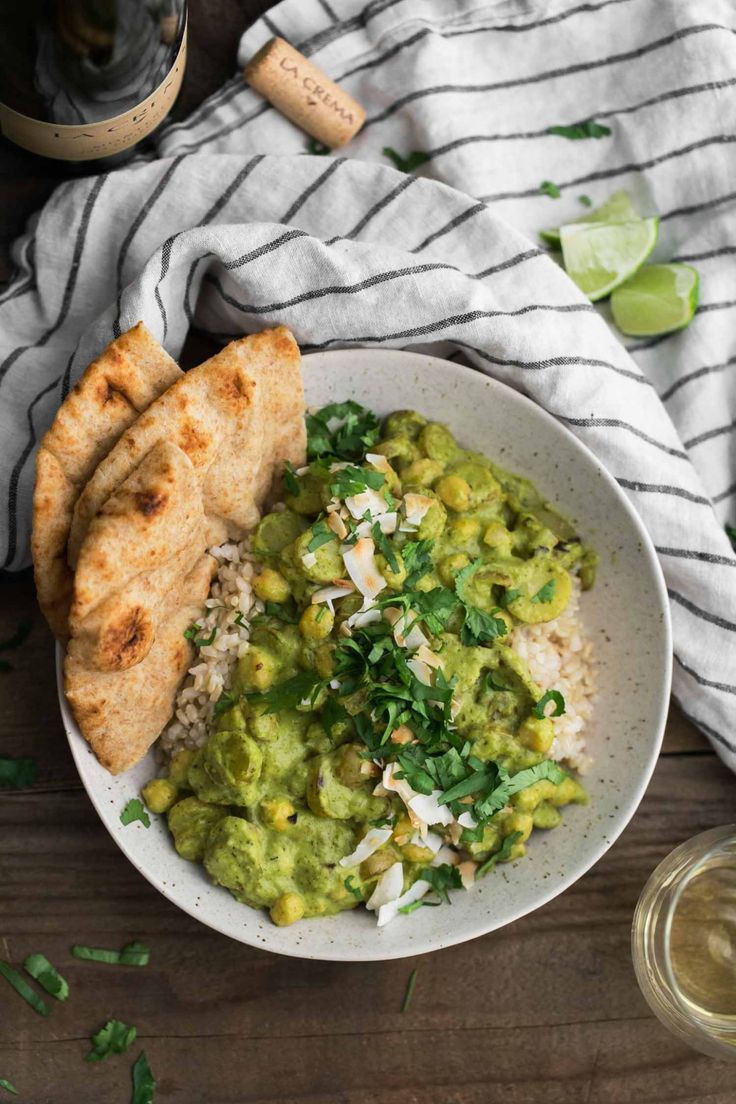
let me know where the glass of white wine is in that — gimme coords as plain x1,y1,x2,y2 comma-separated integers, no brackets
632,825,736,1059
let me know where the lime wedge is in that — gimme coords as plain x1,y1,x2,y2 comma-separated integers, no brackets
540,190,639,249
610,263,700,336
560,217,659,301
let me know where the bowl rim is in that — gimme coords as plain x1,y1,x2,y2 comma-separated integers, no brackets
57,347,673,960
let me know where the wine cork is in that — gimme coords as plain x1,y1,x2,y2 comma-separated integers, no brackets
244,37,365,149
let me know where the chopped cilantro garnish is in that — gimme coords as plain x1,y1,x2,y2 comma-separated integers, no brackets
418,864,462,904
400,967,418,1011
459,605,507,647
306,518,335,553
23,954,68,1001
532,690,566,718
194,627,217,647
306,137,330,155
578,194,593,207
540,180,561,199
408,586,457,635
476,831,523,878
315,606,328,624
0,757,37,790
212,692,236,717
330,464,385,498
86,1019,137,1063
131,1051,156,1104
233,611,248,628
306,400,380,462
251,600,299,626
383,147,430,173
343,876,363,901
483,671,509,693
0,1079,18,1096
371,522,399,573
507,760,566,793
71,941,150,966
283,460,300,496
548,120,611,140
402,539,434,586
0,961,49,1017
248,671,323,714
531,578,556,604
501,587,522,608
183,623,200,640
120,799,150,829
398,899,440,915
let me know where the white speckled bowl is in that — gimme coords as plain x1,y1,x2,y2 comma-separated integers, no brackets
58,349,671,961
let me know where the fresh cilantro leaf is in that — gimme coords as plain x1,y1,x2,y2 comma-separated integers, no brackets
579,194,593,207
344,876,363,901
71,942,150,966
453,560,480,603
321,697,350,735
549,120,611,140
460,822,486,844
476,831,523,878
251,600,299,626
306,400,380,462
0,757,37,790
439,767,490,805
307,518,335,553
402,539,434,586
0,620,31,654
283,460,300,496
372,522,399,573
459,605,508,647
131,1051,156,1104
531,578,556,604
383,147,430,173
86,1019,137,1063
23,954,68,1001
194,627,217,647
418,863,462,904
726,523,736,547
532,690,566,718
501,587,522,608
540,180,561,198
0,1079,18,1095
401,967,418,1012
212,692,236,717
183,623,200,640
398,899,440,915
506,760,566,794
410,586,457,635
306,137,330,155
330,464,385,498
234,612,248,628
248,671,323,714
483,670,509,693
0,961,49,1017
120,799,150,829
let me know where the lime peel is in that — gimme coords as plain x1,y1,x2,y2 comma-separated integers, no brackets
610,263,700,336
560,217,659,302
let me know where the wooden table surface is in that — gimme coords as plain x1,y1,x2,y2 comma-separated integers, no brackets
1,3,735,1101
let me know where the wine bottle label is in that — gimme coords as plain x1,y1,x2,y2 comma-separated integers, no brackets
0,25,187,161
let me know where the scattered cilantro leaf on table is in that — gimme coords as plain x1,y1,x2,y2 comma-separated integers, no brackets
131,1052,156,1104
71,941,150,966
540,180,561,198
548,120,611,140
0,962,49,1017
86,1019,137,1063
0,757,37,790
23,954,68,1001
401,968,418,1012
578,194,593,207
0,1079,18,1096
306,137,330,155
383,147,430,173
120,799,151,829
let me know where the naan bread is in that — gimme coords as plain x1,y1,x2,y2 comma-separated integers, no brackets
69,326,304,564
64,553,216,774
69,440,219,672
32,323,181,638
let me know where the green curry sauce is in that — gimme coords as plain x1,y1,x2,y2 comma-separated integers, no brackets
143,404,596,927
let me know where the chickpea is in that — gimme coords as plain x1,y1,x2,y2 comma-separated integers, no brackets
141,778,178,814
505,811,534,842
299,603,334,641
513,779,557,812
334,744,367,788
417,498,447,540
438,551,470,587
361,850,396,878
270,892,305,926
372,437,418,465
436,474,472,512
314,641,336,678
518,715,555,754
383,409,427,441
483,522,513,557
392,814,413,846
294,528,343,583
253,567,291,603
450,517,481,543
419,422,457,462
375,551,406,592
167,748,195,788
553,776,587,807
533,802,562,830
402,843,435,863
402,458,445,487
240,646,279,691
261,796,296,831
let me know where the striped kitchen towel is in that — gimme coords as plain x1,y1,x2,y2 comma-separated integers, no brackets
1,0,734,768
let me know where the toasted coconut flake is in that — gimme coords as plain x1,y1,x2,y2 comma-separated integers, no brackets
339,827,393,868
384,607,429,652
342,537,386,600
377,878,430,927
407,656,432,685
295,465,310,476
374,511,397,534
408,790,454,827
410,830,443,855
301,551,318,569
403,492,434,527
457,810,478,829
345,489,387,520
458,860,478,890
433,844,460,867
326,512,348,539
365,453,395,477
389,724,414,745
346,598,382,630
366,862,404,911
311,584,353,609
416,644,443,669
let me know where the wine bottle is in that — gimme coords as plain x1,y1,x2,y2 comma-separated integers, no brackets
0,0,187,162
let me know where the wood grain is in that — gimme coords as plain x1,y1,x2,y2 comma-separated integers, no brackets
0,2,732,1100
